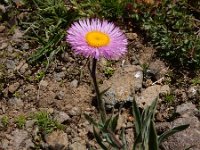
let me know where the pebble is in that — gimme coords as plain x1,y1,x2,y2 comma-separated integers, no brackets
55,91,65,100
40,80,48,88
6,60,16,70
54,72,65,81
70,79,79,88
68,107,82,116
69,141,86,150
0,42,8,50
54,111,70,123
21,43,29,50
9,82,20,93
0,25,5,32
8,98,23,109
45,130,68,149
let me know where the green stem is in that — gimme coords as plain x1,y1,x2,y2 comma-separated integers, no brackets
91,58,106,122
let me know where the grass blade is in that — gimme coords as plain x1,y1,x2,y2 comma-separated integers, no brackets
158,124,189,144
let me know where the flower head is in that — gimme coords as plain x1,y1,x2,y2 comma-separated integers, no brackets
66,19,128,60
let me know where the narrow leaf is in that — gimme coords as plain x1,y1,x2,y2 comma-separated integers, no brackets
84,113,98,127
158,124,189,144
111,114,119,132
132,100,142,136
149,120,159,150
93,127,108,150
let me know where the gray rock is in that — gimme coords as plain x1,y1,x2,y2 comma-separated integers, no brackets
70,79,79,88
0,42,8,50
135,85,170,108
0,25,5,32
126,33,138,40
187,85,200,99
55,91,65,100
9,129,29,149
22,139,34,150
176,102,198,117
54,72,65,81
8,97,23,109
69,142,86,150
40,80,48,88
6,60,16,70
54,111,70,123
21,43,29,50
8,82,20,93
68,107,81,116
45,130,68,149
100,65,143,109
19,63,28,74
162,116,200,150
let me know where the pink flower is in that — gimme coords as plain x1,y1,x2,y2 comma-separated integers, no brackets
66,19,128,60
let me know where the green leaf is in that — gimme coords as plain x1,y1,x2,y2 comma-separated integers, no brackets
84,113,98,127
158,124,189,144
93,127,108,150
149,120,159,150
120,128,128,150
111,114,119,132
132,100,142,136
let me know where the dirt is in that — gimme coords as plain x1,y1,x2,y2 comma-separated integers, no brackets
0,25,200,149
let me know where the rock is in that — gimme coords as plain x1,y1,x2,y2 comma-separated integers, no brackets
68,107,82,116
22,139,34,150
20,63,28,74
0,139,9,149
8,98,23,109
69,142,86,150
54,111,70,123
148,59,168,80
100,65,143,109
54,72,65,81
162,116,200,150
45,130,68,149
9,82,20,93
70,79,79,88
40,80,48,88
126,32,138,40
135,85,170,108
6,60,16,70
187,85,200,99
176,102,198,117
9,129,29,149
21,43,29,50
55,91,65,100
0,42,8,50
0,25,5,32
12,28,24,42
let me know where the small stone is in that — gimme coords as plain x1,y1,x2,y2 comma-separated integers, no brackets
54,111,70,123
55,91,65,100
10,129,29,149
6,60,16,70
0,42,8,50
8,97,24,109
0,25,5,32
22,139,34,150
40,80,48,88
68,107,81,116
187,86,199,99
21,43,29,50
70,142,86,150
126,33,138,40
9,82,20,93
54,72,65,81
45,130,68,149
176,102,198,117
19,63,28,74
70,79,78,88
135,85,161,108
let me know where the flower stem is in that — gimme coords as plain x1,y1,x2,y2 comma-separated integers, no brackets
91,58,106,122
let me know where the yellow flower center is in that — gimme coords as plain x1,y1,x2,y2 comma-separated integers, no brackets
85,31,110,47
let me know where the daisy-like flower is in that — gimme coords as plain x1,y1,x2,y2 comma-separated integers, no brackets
66,19,128,60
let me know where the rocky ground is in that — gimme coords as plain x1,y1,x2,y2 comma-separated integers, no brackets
0,24,200,150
